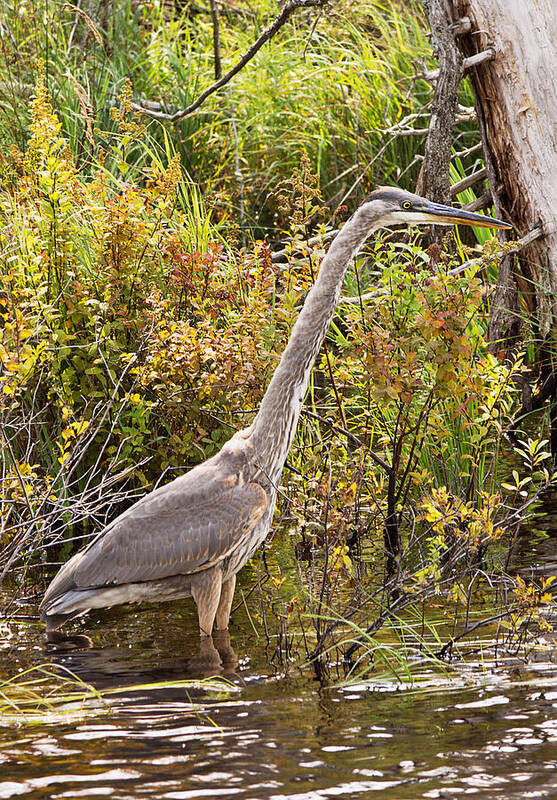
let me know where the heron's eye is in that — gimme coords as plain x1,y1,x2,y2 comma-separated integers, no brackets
401,201,412,210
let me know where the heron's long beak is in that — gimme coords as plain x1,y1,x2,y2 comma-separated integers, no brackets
417,201,512,230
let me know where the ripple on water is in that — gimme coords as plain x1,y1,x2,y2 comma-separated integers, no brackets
0,770,141,799
3,557,557,800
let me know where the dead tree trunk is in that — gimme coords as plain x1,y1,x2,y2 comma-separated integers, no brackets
450,0,557,453
452,0,557,342
416,0,462,204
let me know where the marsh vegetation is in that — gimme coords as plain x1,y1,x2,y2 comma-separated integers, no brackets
0,4,556,792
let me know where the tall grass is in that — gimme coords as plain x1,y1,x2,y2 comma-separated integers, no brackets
0,0,437,239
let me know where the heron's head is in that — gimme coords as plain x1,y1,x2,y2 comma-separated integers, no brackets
363,187,512,231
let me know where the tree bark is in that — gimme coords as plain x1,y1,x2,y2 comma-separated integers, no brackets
452,0,557,343
417,0,463,204
209,0,222,79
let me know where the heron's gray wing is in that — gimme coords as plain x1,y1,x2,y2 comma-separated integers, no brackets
44,470,267,604
78,480,266,587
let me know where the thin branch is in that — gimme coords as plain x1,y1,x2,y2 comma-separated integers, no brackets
463,189,492,212
453,142,482,159
452,225,545,275
301,409,393,475
132,0,330,122
421,48,495,83
450,166,487,197
379,109,475,137
339,226,543,305
342,590,410,661
434,610,512,658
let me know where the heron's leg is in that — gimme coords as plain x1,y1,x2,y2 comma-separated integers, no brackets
45,621,59,642
215,574,236,631
214,629,238,670
191,568,222,637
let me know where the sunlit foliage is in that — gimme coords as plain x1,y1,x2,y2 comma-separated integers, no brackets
0,2,554,671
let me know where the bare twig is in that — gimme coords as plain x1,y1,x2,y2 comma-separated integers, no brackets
132,0,330,122
451,225,545,275
342,589,410,662
434,610,512,658
453,142,482,159
421,49,495,83
301,409,393,474
379,109,475,137
462,189,492,212
450,166,487,196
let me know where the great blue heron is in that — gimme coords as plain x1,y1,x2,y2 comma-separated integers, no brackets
41,187,512,640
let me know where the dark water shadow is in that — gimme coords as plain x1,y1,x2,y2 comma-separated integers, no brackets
37,601,248,702
509,488,557,575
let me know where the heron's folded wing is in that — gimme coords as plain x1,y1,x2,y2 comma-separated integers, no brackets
45,478,267,603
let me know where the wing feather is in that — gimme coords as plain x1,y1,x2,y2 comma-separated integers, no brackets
42,456,267,610
83,482,266,585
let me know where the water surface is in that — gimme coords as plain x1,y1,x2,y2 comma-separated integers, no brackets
1,492,557,800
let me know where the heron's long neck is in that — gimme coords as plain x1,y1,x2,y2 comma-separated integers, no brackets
251,205,377,478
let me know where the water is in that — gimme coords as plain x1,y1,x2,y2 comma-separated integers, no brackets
1,492,556,800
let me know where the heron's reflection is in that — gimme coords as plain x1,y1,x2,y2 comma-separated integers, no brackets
46,629,93,648
44,627,239,692
190,631,238,675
